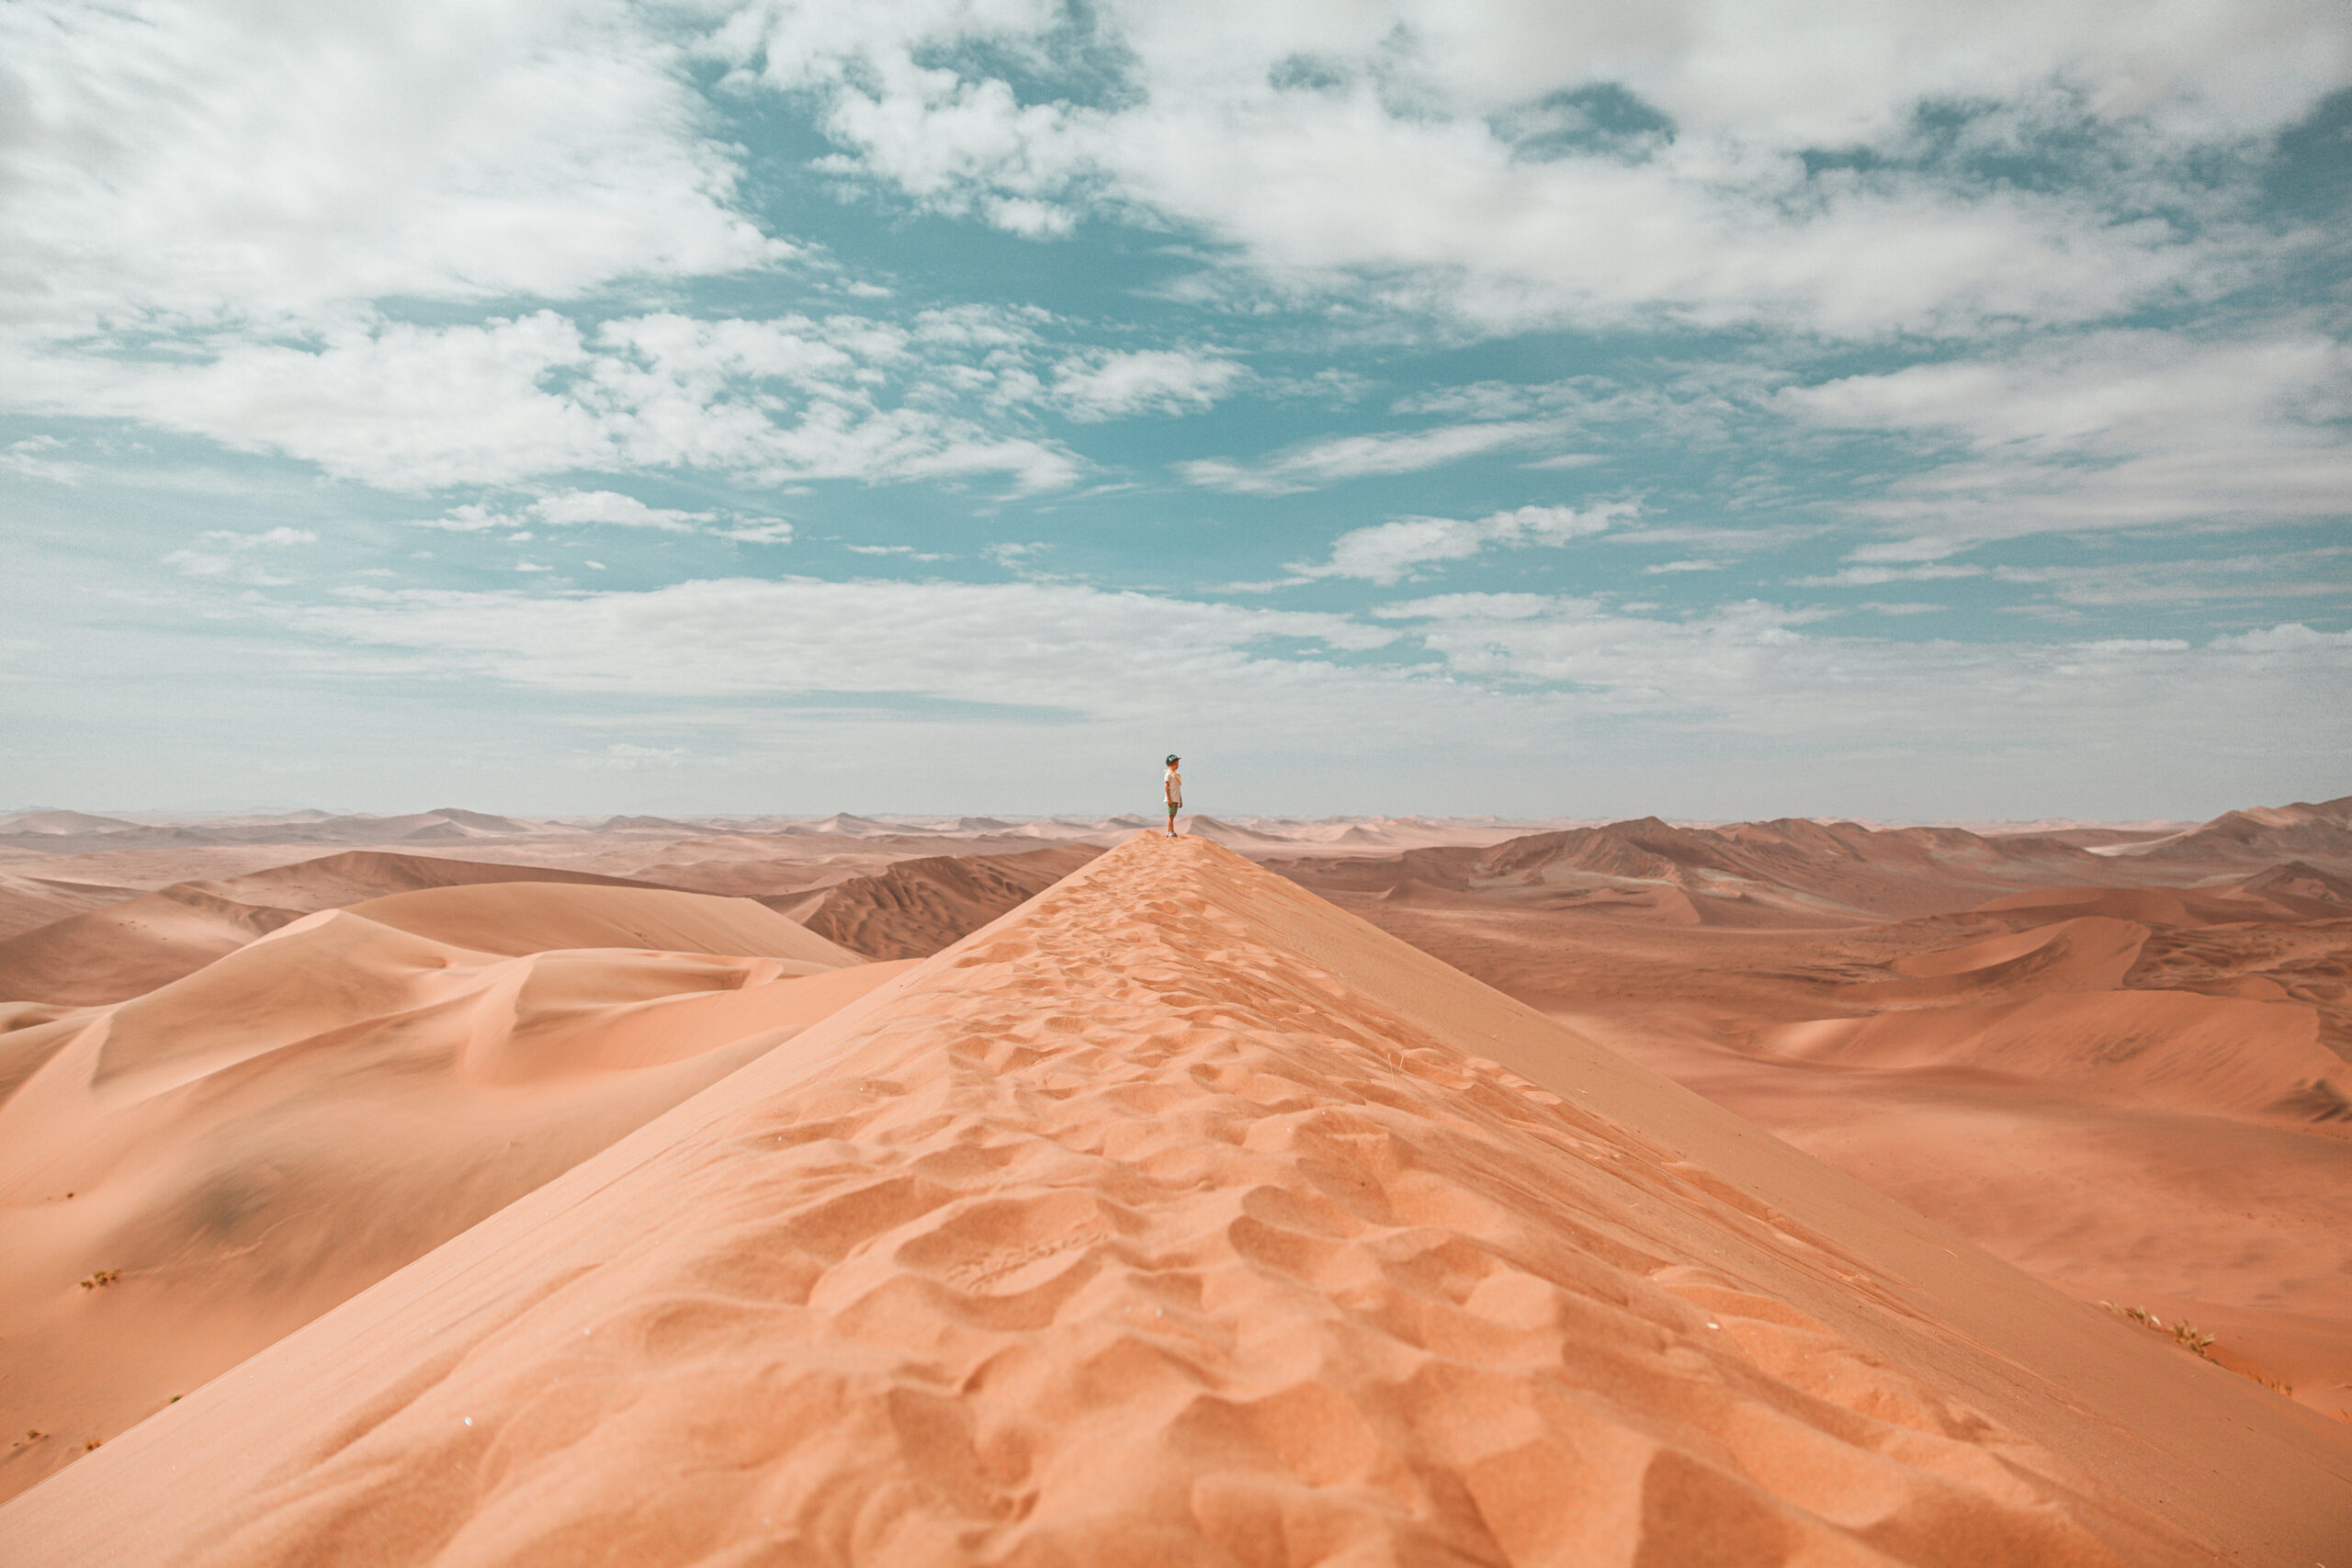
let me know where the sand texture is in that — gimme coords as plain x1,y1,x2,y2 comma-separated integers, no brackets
791,844,1105,959
4,836,2345,1566
1286,844,2352,1425
0,884,902,1502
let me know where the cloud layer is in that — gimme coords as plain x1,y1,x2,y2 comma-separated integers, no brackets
1,0,2344,817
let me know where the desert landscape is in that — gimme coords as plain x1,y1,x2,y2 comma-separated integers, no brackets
12,2,2349,1561
0,795,2346,1563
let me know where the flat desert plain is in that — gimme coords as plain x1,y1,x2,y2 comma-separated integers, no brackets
0,799,2346,1565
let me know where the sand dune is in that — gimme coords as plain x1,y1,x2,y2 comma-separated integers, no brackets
2122,793,2352,871
1270,813,2149,928
1841,915,2148,1003
4,837,2345,1566
0,884,902,1505
1291,852,2352,1425
0,870,138,943
790,843,1103,958
1977,882,2304,926
0,852,698,1008
0,884,314,1009
1761,988,2343,1117
343,882,862,968
2235,859,2352,915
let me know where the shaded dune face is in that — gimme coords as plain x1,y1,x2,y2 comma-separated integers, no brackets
17,840,2331,1566
793,843,1105,959
0,889,901,1504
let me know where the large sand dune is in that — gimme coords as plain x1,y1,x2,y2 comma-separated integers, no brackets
0,884,899,1504
0,852,706,1008
5,836,2345,1565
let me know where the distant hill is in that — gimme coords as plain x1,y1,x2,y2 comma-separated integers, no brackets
0,810,146,836
1265,814,2128,924
786,844,1104,959
2235,858,2352,911
0,852,687,1007
2122,794,2352,873
0,807,574,854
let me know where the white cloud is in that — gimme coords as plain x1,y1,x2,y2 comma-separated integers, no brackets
1181,420,1562,494
0,0,785,338
1992,549,2352,608
532,491,711,531
1846,536,1968,564
263,572,2352,778
1374,589,2352,747
1792,563,1986,588
1609,525,1826,553
1781,331,2352,538
0,435,82,484
1291,502,1634,583
1051,350,1247,421
843,544,951,560
718,0,2352,336
291,578,1402,729
163,525,319,581
9,310,1085,493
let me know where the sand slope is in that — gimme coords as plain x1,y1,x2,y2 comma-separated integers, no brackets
0,852,702,1008
792,843,1104,958
1761,988,2342,1117
344,883,863,969
1308,867,2352,1421
0,871,138,942
6,837,2345,1566
0,886,901,1504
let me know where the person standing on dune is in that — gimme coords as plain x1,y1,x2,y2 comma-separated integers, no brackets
1164,754,1183,838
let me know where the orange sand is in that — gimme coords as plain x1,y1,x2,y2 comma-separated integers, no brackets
1290,862,2352,1426
0,884,902,1502
4,837,2345,1565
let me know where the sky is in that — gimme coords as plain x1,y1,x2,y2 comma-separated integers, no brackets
2,0,2347,821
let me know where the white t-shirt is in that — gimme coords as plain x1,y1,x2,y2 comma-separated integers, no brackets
1164,765,1182,807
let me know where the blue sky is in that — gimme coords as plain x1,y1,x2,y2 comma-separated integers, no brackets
3,0,2347,819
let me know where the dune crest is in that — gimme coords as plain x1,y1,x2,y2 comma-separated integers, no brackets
8,837,2345,1565
341,882,863,968
0,852,712,1008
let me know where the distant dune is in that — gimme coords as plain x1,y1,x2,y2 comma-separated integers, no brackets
1268,813,2141,925
788,843,1104,959
0,852,695,1008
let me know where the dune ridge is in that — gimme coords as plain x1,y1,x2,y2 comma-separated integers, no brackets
6,836,2346,1565
0,881,904,1503
0,852,703,1008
